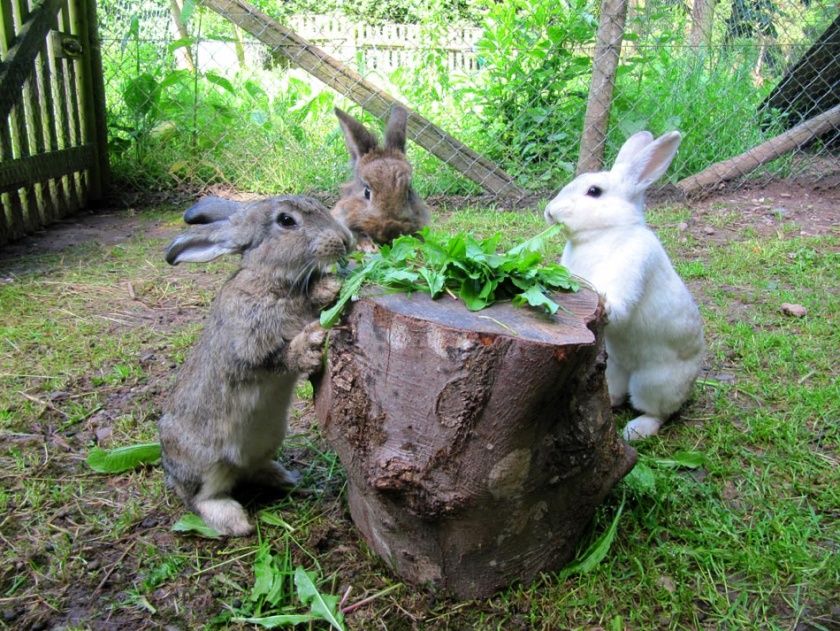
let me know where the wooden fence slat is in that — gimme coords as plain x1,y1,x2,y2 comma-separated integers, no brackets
45,5,77,217
31,1,63,222
59,0,84,211
0,145,93,194
76,0,109,200
201,0,526,198
0,0,27,240
0,0,62,122
10,0,41,233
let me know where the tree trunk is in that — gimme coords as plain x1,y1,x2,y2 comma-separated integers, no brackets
170,0,195,72
314,289,636,599
689,0,716,48
577,0,629,175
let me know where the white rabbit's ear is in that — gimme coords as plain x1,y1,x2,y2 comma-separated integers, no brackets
183,197,242,224
165,225,243,265
384,105,407,153
613,131,654,169
616,131,682,191
335,107,378,165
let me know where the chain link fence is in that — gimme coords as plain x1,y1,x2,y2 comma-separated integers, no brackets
98,0,839,204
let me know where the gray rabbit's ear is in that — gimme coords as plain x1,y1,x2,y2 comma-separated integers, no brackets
183,196,242,224
384,105,407,153
616,131,682,191
165,225,243,265
335,107,378,165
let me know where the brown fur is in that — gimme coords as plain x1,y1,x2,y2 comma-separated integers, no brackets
332,107,430,246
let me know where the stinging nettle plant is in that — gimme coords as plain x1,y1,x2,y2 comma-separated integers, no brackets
321,224,579,328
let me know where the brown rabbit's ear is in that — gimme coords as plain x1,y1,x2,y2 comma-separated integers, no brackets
384,105,407,153
335,107,378,165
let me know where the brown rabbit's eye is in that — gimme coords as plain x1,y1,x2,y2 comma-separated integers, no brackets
586,186,603,198
277,213,297,228
363,186,371,201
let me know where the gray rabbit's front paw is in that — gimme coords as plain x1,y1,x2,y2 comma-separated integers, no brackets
287,321,326,375
310,275,343,309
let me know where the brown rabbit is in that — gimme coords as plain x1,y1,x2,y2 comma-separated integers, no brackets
159,195,352,536
331,106,430,247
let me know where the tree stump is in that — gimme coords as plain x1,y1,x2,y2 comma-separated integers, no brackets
314,288,636,599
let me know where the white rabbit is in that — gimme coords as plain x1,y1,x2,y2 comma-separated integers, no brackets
544,131,704,441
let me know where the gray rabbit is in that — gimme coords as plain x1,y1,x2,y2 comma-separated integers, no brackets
158,195,353,536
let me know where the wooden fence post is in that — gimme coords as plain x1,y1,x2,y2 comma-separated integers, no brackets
576,0,629,175
78,0,111,201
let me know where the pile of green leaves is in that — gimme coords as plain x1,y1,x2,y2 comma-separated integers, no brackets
321,224,578,328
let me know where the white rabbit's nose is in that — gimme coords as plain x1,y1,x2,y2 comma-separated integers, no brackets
544,203,558,225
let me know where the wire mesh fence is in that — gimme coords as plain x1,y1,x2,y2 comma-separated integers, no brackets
97,0,839,204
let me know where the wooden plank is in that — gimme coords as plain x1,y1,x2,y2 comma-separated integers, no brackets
760,15,839,127
10,0,40,232
0,0,27,240
44,4,75,217
20,0,51,227
678,105,840,194
576,0,628,175
201,0,526,198
59,0,84,210
76,0,109,200
0,0,62,122
0,144,93,194
31,0,62,222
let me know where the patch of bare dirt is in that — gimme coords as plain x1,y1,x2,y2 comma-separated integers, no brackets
683,181,840,242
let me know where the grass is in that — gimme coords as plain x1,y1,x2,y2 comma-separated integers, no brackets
0,196,837,629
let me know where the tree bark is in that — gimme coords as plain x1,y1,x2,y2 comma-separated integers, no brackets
314,289,636,599
678,104,840,193
577,0,629,175
689,0,716,48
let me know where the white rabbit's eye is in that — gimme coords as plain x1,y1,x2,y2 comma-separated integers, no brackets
277,213,297,228
363,186,371,201
586,186,603,198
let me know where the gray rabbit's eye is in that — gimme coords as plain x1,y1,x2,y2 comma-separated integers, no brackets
277,212,297,228
586,186,603,198
363,186,371,201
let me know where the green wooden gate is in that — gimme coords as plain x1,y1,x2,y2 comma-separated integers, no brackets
0,0,109,245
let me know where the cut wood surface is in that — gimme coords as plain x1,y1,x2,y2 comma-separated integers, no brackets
678,104,840,193
201,0,526,198
314,289,636,599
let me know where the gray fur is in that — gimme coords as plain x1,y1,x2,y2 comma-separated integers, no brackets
159,195,352,536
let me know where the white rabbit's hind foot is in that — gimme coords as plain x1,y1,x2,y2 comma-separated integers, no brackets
622,415,663,442
195,497,254,536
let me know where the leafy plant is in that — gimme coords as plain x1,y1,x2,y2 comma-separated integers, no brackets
86,442,161,473
171,513,222,539
320,224,578,327
231,541,346,630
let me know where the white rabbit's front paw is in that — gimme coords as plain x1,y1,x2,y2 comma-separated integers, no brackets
288,321,326,374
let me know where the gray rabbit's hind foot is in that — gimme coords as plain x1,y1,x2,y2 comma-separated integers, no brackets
195,496,254,536
246,460,301,490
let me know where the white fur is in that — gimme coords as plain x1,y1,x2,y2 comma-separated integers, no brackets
545,131,704,441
